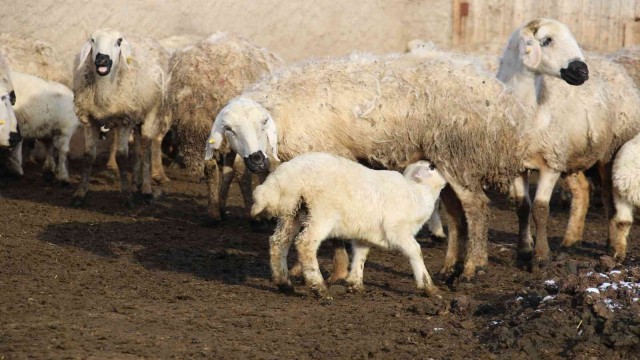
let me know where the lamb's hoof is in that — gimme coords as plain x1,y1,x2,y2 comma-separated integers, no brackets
346,283,365,294
310,284,332,299
277,282,295,294
516,251,533,271
70,196,86,208
422,285,440,298
42,171,55,183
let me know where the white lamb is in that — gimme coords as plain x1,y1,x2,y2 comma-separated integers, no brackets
251,152,447,298
610,133,640,258
5,71,79,183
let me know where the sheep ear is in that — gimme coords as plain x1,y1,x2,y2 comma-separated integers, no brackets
77,41,92,70
519,34,541,69
204,113,225,160
411,165,433,182
120,38,133,70
264,115,279,161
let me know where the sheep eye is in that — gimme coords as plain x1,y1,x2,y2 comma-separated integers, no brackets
90,38,95,43
541,37,552,47
428,163,436,170
116,38,123,47
262,117,268,125
225,126,235,134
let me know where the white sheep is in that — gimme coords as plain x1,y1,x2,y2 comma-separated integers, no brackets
206,48,534,280
610,134,640,258
0,54,20,149
251,152,446,297
5,71,79,183
167,32,283,221
72,29,169,207
497,19,640,264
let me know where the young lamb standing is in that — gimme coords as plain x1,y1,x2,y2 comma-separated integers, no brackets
6,71,79,183
251,152,446,297
167,32,283,221
497,19,640,264
72,29,169,206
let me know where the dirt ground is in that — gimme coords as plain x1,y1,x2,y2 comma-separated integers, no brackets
1,160,639,359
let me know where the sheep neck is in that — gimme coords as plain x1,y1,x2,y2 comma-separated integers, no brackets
92,68,121,106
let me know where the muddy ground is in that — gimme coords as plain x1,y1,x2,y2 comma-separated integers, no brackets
1,160,639,359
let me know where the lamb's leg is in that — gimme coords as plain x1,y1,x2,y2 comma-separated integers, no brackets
7,140,23,177
53,134,71,184
114,126,134,207
561,172,590,247
513,172,533,265
139,109,158,201
439,185,467,277
269,214,303,292
598,162,619,253
41,139,56,181
328,240,350,283
295,218,336,298
204,157,223,222
220,151,239,217
396,234,438,295
151,134,170,184
610,189,632,259
107,131,119,174
427,198,446,240
531,169,561,264
344,240,370,292
72,124,99,206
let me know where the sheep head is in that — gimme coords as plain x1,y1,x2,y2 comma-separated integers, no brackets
501,18,588,86
403,161,447,193
78,29,132,76
0,80,21,148
205,97,279,173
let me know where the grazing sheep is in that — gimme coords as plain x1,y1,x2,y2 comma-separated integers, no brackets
0,55,21,149
5,71,78,183
72,29,169,206
251,152,446,297
498,19,640,264
0,33,71,87
206,48,536,280
167,32,283,220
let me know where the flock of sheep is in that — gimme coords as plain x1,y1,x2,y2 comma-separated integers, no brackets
1,17,640,299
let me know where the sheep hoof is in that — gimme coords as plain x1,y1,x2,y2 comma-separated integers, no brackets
142,193,154,205
346,283,365,294
277,283,295,294
42,171,55,183
516,251,533,271
310,285,331,299
532,256,551,269
70,196,86,208
57,180,71,188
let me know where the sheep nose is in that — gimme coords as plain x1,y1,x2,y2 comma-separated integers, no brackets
560,60,589,86
244,151,269,173
94,53,111,66
568,60,589,79
249,151,266,164
9,131,22,147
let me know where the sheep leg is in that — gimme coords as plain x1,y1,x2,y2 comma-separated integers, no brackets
131,129,142,189
344,240,370,292
269,214,303,292
396,234,438,295
439,185,467,277
561,172,590,247
328,240,350,283
72,124,99,206
140,110,157,201
53,134,71,184
115,126,134,207
220,151,239,217
204,157,223,222
426,198,446,240
41,139,56,181
7,140,24,177
597,162,618,253
107,131,119,173
513,172,533,266
531,169,561,265
455,187,490,280
237,162,255,220
151,134,170,184
610,189,632,259
295,218,336,298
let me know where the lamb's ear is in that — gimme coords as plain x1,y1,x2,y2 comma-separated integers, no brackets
204,113,225,160
77,41,92,70
410,165,434,182
519,34,541,69
264,114,280,161
120,38,133,70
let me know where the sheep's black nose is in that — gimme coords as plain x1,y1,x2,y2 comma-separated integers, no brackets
94,53,111,66
249,151,266,164
560,60,589,86
244,151,269,173
9,131,22,147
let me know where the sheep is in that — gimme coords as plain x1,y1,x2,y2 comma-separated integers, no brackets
0,33,71,87
206,47,542,280
4,71,79,183
158,34,203,53
71,29,169,207
251,152,446,297
497,19,640,264
0,54,21,149
167,32,283,221
608,46,640,87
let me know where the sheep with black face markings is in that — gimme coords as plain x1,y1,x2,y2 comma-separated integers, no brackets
71,29,169,207
251,152,446,297
0,54,21,150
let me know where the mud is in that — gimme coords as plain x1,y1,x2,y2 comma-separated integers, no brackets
1,161,639,359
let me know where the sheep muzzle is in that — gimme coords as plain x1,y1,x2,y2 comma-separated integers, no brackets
94,53,113,76
8,131,21,147
560,60,588,86
245,151,269,173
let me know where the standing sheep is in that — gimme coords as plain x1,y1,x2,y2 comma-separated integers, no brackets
610,133,640,258
251,153,446,297
207,49,536,280
72,29,169,206
5,71,79,183
167,32,283,221
497,19,640,264
0,55,21,149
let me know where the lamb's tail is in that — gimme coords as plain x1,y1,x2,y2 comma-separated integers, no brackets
251,178,281,218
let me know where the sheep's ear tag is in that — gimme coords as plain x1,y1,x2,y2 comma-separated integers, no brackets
208,138,215,144
126,57,133,65
0,120,5,125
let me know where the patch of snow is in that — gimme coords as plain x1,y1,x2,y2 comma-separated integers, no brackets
433,328,444,331
542,295,556,302
544,280,556,285
585,288,600,294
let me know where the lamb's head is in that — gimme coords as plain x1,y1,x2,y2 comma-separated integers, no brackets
205,97,278,173
0,80,21,148
403,161,447,193
501,18,588,86
77,29,132,77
